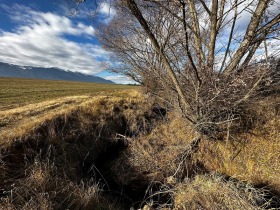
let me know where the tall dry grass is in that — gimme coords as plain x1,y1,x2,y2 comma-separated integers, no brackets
107,94,280,209
174,174,271,210
0,89,279,209
0,91,146,210
196,95,280,193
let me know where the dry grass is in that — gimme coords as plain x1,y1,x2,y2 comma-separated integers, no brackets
196,95,280,193
108,111,200,197
0,89,143,210
0,96,91,145
0,159,115,210
0,90,141,146
174,174,270,210
0,77,138,110
106,95,280,208
0,80,279,209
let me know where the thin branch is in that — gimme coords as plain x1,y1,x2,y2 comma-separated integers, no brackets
198,0,211,15
256,14,280,34
219,0,238,73
152,1,209,47
233,72,265,107
224,0,271,75
125,0,196,124
181,0,202,85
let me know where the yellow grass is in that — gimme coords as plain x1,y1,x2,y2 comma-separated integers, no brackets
0,77,279,209
174,174,269,210
196,95,280,192
0,88,142,210
0,89,141,146
0,77,138,110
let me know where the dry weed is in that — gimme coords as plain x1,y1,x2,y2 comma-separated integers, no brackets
174,174,271,210
196,95,280,192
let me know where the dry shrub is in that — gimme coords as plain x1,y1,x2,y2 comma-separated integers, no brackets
174,174,271,210
196,95,280,193
233,94,280,133
109,94,280,209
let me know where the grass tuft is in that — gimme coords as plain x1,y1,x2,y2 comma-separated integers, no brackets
174,174,272,210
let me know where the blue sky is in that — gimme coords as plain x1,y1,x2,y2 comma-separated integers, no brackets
0,0,133,84
0,1,279,84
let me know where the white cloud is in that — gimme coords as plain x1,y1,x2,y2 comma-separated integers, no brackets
254,38,280,61
103,75,135,84
99,2,115,16
98,2,116,23
0,4,110,75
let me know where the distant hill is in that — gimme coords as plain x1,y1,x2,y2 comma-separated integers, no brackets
0,62,114,84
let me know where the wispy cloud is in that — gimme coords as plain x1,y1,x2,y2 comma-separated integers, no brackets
103,74,135,84
99,2,116,16
0,4,110,75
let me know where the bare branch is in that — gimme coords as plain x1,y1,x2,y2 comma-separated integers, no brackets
198,0,211,15
207,0,218,69
224,0,271,75
124,0,196,124
180,0,202,84
219,0,238,73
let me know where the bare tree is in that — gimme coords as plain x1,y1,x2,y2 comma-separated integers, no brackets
93,0,280,137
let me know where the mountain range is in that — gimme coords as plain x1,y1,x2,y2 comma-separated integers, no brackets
0,62,114,84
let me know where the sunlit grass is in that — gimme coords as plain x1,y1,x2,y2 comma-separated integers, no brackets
0,77,138,110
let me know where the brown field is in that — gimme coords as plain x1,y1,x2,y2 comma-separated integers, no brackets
0,78,140,146
0,77,138,110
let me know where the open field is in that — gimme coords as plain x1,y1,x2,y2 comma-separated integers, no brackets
0,77,140,146
0,85,145,209
0,77,138,110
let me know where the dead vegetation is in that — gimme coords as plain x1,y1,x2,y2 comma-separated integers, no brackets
0,89,147,209
107,96,280,209
174,174,272,210
196,95,280,193
0,77,137,110
0,88,279,209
